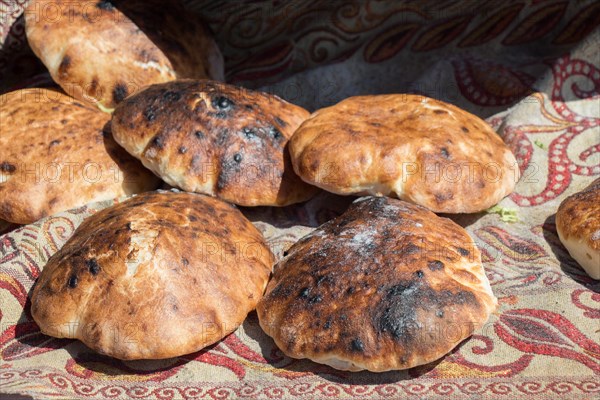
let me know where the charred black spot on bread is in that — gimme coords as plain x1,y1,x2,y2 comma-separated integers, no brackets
96,0,114,10
376,279,478,344
270,283,293,298
58,55,71,77
150,134,164,149
350,338,365,352
68,274,78,288
436,310,444,318
270,127,282,140
457,247,470,256
377,282,418,341
188,215,197,221
462,126,469,133
299,287,310,298
0,162,16,174
233,153,242,163
403,243,420,255
243,127,256,139
194,130,205,139
143,107,156,122
163,91,181,102
308,295,323,304
178,146,188,154
216,129,229,146
182,258,189,266
415,270,424,278
428,260,444,271
112,83,128,103
441,147,450,158
212,96,233,110
87,258,100,275
216,158,240,191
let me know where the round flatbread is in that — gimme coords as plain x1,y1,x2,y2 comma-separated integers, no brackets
556,178,600,279
0,88,160,224
111,79,319,206
257,196,497,372
289,95,520,213
31,191,275,360
25,0,224,109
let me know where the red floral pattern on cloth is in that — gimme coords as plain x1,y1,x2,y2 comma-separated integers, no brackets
1,1,599,399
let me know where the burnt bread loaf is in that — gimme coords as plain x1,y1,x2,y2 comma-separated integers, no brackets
25,0,224,109
111,79,319,206
556,178,600,279
31,191,275,359
0,88,160,224
289,95,519,213
257,196,497,371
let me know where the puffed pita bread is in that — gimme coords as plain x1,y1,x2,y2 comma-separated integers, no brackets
258,196,497,372
31,191,275,359
0,88,159,224
111,79,319,206
289,95,520,213
25,0,224,109
556,178,600,279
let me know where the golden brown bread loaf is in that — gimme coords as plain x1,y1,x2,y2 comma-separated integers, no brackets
555,178,600,279
257,196,497,372
31,191,275,360
0,88,160,224
289,95,520,213
111,79,319,206
25,0,224,109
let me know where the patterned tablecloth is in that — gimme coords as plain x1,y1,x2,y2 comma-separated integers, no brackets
1,1,599,399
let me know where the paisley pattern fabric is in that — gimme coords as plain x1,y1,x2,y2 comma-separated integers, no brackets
1,1,599,399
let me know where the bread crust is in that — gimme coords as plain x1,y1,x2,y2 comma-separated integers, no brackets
0,88,159,224
257,196,497,372
25,0,224,108
556,178,600,279
31,191,275,359
289,95,519,213
111,79,318,206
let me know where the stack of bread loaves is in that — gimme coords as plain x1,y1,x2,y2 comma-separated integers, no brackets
2,0,543,372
